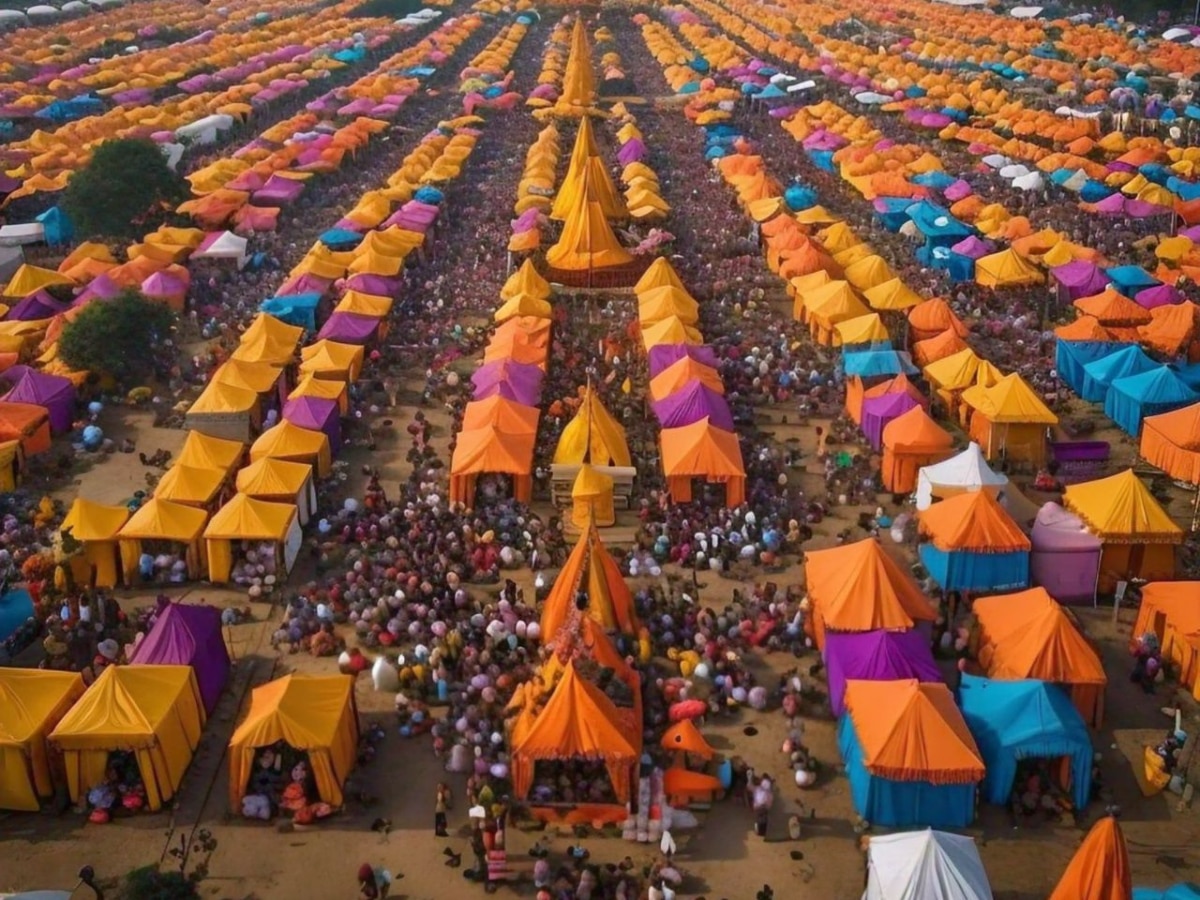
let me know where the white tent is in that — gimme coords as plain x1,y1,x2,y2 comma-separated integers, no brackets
1061,169,1089,193
0,223,44,246
192,231,248,269
981,154,1012,170
915,442,1008,510
864,830,993,900
1010,6,1044,18
1164,27,1193,42
1012,171,1045,192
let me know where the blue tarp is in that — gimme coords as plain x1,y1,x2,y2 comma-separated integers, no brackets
35,95,103,123
784,184,817,211
318,228,363,249
843,349,916,379
1079,180,1114,203
1106,265,1159,296
875,198,912,232
0,587,34,643
1056,340,1125,397
260,292,322,331
918,545,1030,593
838,716,977,828
1169,177,1200,202
1134,886,1200,900
1080,344,1157,403
332,47,366,63
808,150,836,172
907,201,972,243
35,206,72,246
956,675,1093,811
1049,168,1078,186
911,171,957,191
1105,366,1199,436
1170,362,1200,391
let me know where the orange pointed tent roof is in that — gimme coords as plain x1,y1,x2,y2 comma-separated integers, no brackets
1138,300,1199,357
659,417,746,504
449,425,535,478
543,614,637,690
540,520,639,641
913,328,970,367
1141,403,1200,484
908,297,968,337
974,587,1107,686
804,538,934,637
918,489,1031,552
882,404,954,452
1073,288,1152,326
661,719,714,759
649,357,724,402
461,395,540,434
843,679,985,783
1055,315,1111,342
1046,817,1131,900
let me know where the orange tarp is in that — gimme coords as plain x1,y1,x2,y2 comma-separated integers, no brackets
540,520,639,641
650,358,724,402
881,405,954,494
661,720,713,759
448,426,535,506
1138,301,1198,357
907,297,968,343
0,401,51,455
1055,316,1111,342
1141,403,1200,484
918,489,1031,552
842,680,984,783
1073,288,1151,326
974,587,1107,727
912,328,970,368
461,395,539,434
804,538,934,649
659,418,746,507
1046,817,1131,900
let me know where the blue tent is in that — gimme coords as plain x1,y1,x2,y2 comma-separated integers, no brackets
784,184,817,211
1134,886,1200,900
808,150,836,172
35,96,103,123
1105,366,1199,436
318,228,363,249
0,587,34,644
1055,340,1125,397
1106,265,1159,297
1080,344,1157,402
911,171,957,191
260,292,322,331
919,543,1029,593
843,349,916,379
1079,180,1114,203
35,206,72,246
1049,168,1078,186
956,675,1093,811
837,714,979,829
1171,362,1200,391
875,198,912,232
1168,177,1200,202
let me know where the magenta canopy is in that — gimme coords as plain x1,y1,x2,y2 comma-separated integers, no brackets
652,380,734,431
252,174,306,205
130,601,231,713
282,395,341,451
1051,260,1109,300
471,359,544,405
277,273,332,296
1029,502,1101,605
949,235,993,259
316,311,381,345
73,273,121,305
647,343,720,376
6,289,68,321
861,392,920,450
823,629,942,717
343,273,399,297
141,270,189,300
383,200,439,233
943,179,973,202
1135,283,1182,309
617,139,646,166
1,366,74,432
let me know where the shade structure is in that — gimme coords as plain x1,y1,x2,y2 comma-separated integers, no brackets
1046,817,1131,900
1138,301,1198,357
881,406,954,493
1,368,74,433
49,665,205,811
501,258,551,301
315,311,382,346
863,277,923,312
462,396,539,436
835,312,889,348
552,117,625,221
130,602,231,713
117,499,209,586
660,719,714,760
861,392,920,450
1030,503,1103,605
1132,582,1200,699
186,379,260,443
1056,340,1121,397
0,401,51,455
636,257,686,294
1052,260,1110,300
556,18,597,111
540,520,638,641
912,328,970,368
235,457,317,525
231,314,303,366
60,498,130,589
449,426,535,506
0,670,84,811
571,463,615,528
228,674,358,809
652,379,734,431
957,674,1093,811
973,587,1107,727
961,373,1058,467
974,248,1044,287
250,420,332,479
1105,367,1198,436
471,358,544,405
1141,403,1200,485
495,291,552,323
1080,345,1157,403
839,680,984,829
641,315,703,350
1063,470,1183,591
908,297,968,343
545,171,634,272
299,339,364,382
1074,288,1152,326
153,463,228,509
553,387,630,467
823,629,941,718
649,356,724,401
918,490,1031,592
282,396,342,452
847,373,926,425
511,661,638,805
916,442,1009,511
659,417,745,507
6,290,68,322
864,830,993,900
290,374,349,415
204,494,301,584
638,284,699,326
804,538,934,649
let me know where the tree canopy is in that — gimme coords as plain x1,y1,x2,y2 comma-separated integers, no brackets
61,138,186,239
58,291,177,387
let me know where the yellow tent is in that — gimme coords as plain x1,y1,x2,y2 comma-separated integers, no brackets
495,291,552,323
817,221,860,254
211,358,283,395
117,498,209,586
572,462,615,527
835,312,889,346
843,254,895,291
3,264,72,297
974,249,1045,288
204,494,300,584
289,374,349,414
336,290,394,319
231,314,303,366
501,258,551,301
638,284,699,325
250,420,333,478
552,116,626,221
228,674,358,809
236,457,318,525
0,670,85,811
299,339,364,382
153,463,228,509
176,431,244,479
556,18,597,112
185,379,261,443
961,372,1058,466
60,498,130,589
804,280,870,345
546,171,634,272
642,315,703,350
635,257,685,294
49,665,205,812
553,387,631,467
863,277,923,311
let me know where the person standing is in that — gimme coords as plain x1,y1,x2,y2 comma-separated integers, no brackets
435,782,451,837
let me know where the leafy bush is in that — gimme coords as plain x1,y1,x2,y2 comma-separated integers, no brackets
58,291,177,388
61,138,185,239
122,867,198,900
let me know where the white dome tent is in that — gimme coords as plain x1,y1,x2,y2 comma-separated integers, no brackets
915,442,1008,510
864,829,993,900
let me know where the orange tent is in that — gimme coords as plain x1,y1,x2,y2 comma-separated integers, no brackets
1055,316,1111,342
1138,300,1198,358
448,426,535,506
460,396,539,435
540,520,639,642
804,538,934,649
1131,582,1200,698
1141,403,1200,484
918,489,1031,553
661,719,713,759
510,661,639,804
846,373,926,425
1046,816,1131,900
881,406,955,493
1073,288,1151,326
912,328,970,368
907,298,968,344
0,402,51,455
649,357,724,402
659,417,745,506
973,587,1107,727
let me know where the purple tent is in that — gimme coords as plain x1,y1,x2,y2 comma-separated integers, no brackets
282,396,341,451
861,392,920,450
823,629,942,717
943,179,973,202
949,235,993,259
1051,260,1109,300
1029,502,1101,605
1088,193,1128,216
6,289,68,321
617,139,646,166
652,380,734,430
344,273,399,297
471,359,544,405
252,174,305,205
129,601,231,713
277,273,332,297
73,273,120,305
317,311,381,345
647,343,719,376
2,367,75,432
1135,283,1182,309
1125,199,1171,219
383,201,439,233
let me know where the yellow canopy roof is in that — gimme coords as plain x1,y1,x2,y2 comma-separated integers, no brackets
335,290,394,318
299,339,364,381
211,358,282,394
60,498,129,542
0,668,83,745
1063,469,1183,543
635,257,685,294
572,462,614,499
638,284,699,325
495,291,552,323
49,665,200,747
835,312,889,345
553,387,631,467
546,176,634,272
250,421,332,478
154,464,227,506
975,248,1045,288
4,264,72,297
235,457,313,498
501,258,551,301
118,498,208,542
552,116,626,221
176,431,244,476
232,314,303,366
205,493,296,540
843,254,895,290
557,18,597,110
289,373,349,413
961,372,1058,424
863,277,923,311
924,348,1001,392
188,378,258,415
642,315,703,349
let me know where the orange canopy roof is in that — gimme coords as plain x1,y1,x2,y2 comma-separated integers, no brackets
1141,403,1200,484
1073,288,1151,326
1138,300,1198,357
460,396,539,434
918,489,1031,552
660,719,713,759
843,679,984,784
804,538,934,633
513,660,636,763
449,426,534,477
882,405,953,453
1055,316,1111,342
908,297,968,337
974,587,1107,686
540,520,639,641
1046,817,1131,900
649,357,724,402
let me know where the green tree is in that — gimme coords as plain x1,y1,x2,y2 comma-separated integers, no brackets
61,138,185,239
58,291,176,387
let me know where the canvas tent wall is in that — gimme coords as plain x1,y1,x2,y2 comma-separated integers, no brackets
60,498,130,589
0,670,84,811
203,494,301,585
1132,582,1200,700
117,499,208,585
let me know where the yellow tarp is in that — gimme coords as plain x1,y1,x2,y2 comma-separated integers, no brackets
0,670,84,811
553,387,631,467
571,463,615,528
176,431,244,478
250,421,332,478
552,116,626,221
3,264,72,297
975,248,1046,288
635,257,685,294
231,314,303,366
204,494,298,584
299,339,364,382
154,464,227,508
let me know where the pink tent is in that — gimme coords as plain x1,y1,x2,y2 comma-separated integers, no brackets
316,311,381,345
1029,502,1101,605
